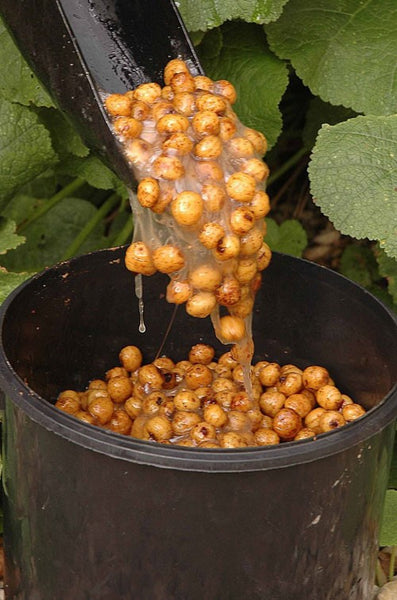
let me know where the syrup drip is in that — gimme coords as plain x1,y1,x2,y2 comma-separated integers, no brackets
134,274,146,333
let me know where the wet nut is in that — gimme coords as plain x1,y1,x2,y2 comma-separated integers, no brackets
218,315,246,342
108,409,132,435
124,396,143,419
119,345,143,372
174,390,201,411
192,110,220,137
125,242,156,276
162,133,193,155
230,391,252,413
201,182,226,212
105,93,133,117
172,92,196,116
190,421,216,444
254,428,280,446
215,276,241,306
226,172,256,203
235,259,258,284
342,403,366,422
194,135,223,160
113,116,142,139
272,408,302,440
259,391,286,417
125,138,152,165
294,428,316,441
170,70,196,93
256,242,272,271
156,113,189,134
189,264,222,291
88,379,108,391
151,100,174,121
138,364,164,389
133,82,162,104
153,155,185,180
163,58,189,85
219,116,237,141
75,411,96,425
319,410,346,432
277,371,303,396
152,245,185,274
185,364,213,389
131,100,150,121
219,431,247,448
145,415,173,441
212,377,237,394
304,407,326,434
259,363,281,387
199,222,225,249
107,376,133,403
302,366,330,390
203,404,228,427
242,158,269,182
284,393,313,418
195,160,224,181
250,190,271,219
55,395,80,415
316,385,343,411
194,75,214,92
213,79,237,104
142,392,167,415
186,292,217,318
228,137,255,158
244,128,267,154
196,93,227,114
88,396,114,425
166,279,192,304
188,344,215,365
171,191,204,226
137,177,160,208
230,207,255,236
239,227,264,256
212,234,241,261
171,410,201,435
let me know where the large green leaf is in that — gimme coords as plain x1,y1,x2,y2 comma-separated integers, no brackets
56,155,127,198
265,218,307,256
199,22,289,148
0,18,53,108
0,217,25,254
0,268,31,304
380,489,397,547
265,0,397,116
308,115,397,259
0,99,58,207
178,0,289,31
1,197,106,272
38,109,89,159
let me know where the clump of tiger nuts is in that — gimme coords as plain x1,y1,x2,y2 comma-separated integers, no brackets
55,343,367,448
104,59,271,349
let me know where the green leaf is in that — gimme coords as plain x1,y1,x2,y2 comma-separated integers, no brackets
1,198,106,272
0,217,25,254
265,0,397,116
308,115,397,259
380,490,397,547
303,97,357,150
340,244,378,288
38,108,89,159
0,268,31,305
376,247,397,305
0,99,58,207
0,18,54,108
56,155,127,198
178,0,289,31
1,194,44,226
199,22,289,148
265,218,308,256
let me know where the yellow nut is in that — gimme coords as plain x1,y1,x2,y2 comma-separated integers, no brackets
125,242,156,276
153,155,185,180
152,245,185,274
137,177,160,208
171,191,204,226
186,292,217,318
192,111,220,137
194,135,223,160
226,172,257,203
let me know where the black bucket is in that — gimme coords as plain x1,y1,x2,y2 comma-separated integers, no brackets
0,247,396,600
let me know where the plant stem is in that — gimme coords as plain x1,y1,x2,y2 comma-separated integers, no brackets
61,192,120,260
112,215,133,247
267,147,308,187
18,177,86,233
389,546,396,581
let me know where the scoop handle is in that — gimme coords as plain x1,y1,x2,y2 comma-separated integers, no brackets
0,0,203,185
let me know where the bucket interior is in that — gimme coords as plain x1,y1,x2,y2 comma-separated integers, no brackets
1,248,396,413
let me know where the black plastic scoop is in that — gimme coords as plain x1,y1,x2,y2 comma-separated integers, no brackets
0,0,203,186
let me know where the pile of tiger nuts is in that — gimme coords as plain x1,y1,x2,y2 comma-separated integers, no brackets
55,343,366,448
104,59,271,344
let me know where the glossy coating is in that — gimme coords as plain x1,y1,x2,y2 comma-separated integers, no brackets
0,249,396,599
0,0,203,185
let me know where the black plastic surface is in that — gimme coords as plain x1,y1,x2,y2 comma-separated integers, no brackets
0,249,396,598
0,0,203,186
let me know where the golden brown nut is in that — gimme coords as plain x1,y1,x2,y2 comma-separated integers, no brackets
171,191,204,226
119,345,143,372
152,245,185,274
125,242,156,276
272,408,302,440
188,344,215,365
